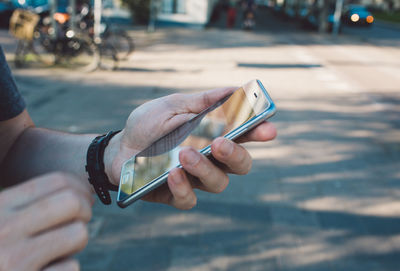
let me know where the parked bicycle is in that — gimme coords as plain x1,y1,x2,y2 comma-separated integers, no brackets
76,4,135,70
10,8,100,72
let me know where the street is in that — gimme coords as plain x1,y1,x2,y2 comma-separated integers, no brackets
1,7,400,271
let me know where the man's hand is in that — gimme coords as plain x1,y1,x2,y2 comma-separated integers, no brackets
0,173,93,271
104,87,277,210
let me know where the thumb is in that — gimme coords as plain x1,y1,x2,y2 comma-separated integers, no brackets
176,87,236,114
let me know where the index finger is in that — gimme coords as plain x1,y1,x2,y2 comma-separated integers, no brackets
1,172,94,209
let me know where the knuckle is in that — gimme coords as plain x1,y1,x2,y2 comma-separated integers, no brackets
62,190,82,217
80,204,93,224
179,195,197,210
200,161,212,178
236,149,252,175
241,154,252,174
85,205,93,222
215,175,229,194
245,158,253,173
71,222,89,250
50,172,72,188
179,147,201,168
174,185,191,202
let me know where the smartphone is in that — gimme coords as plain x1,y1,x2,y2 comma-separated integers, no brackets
117,79,276,208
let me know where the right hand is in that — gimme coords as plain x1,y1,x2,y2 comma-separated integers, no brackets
105,87,277,210
0,172,94,271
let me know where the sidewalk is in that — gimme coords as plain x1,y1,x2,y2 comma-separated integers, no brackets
2,12,400,271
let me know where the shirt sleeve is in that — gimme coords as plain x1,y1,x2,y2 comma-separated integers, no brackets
0,46,26,121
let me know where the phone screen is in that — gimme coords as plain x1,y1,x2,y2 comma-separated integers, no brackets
119,81,272,201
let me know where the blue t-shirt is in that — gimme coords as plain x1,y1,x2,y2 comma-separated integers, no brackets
0,46,26,121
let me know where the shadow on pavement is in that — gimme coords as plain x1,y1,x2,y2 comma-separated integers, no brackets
80,199,400,271
238,63,323,69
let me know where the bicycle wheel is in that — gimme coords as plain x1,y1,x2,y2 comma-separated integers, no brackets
61,34,100,72
14,40,30,68
103,31,134,61
14,28,56,68
31,27,56,66
99,42,119,71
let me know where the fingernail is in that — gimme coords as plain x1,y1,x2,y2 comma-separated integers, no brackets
219,139,233,156
183,149,200,166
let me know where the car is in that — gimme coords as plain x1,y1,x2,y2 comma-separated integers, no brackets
342,5,374,26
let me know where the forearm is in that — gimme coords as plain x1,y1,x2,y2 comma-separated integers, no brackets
0,127,97,187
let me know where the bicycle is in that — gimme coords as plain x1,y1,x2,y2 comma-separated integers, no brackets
10,8,100,72
76,5,134,70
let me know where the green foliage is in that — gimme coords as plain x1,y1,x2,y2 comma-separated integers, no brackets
122,0,151,25
373,11,400,24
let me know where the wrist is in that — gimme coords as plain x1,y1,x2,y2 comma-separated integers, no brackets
103,130,123,186
86,131,120,205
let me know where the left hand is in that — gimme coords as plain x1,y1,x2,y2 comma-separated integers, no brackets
0,172,93,271
104,87,277,209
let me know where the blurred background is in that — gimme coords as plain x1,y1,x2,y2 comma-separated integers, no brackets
1,0,399,270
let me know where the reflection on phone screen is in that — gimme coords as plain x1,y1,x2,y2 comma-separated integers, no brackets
120,85,269,197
